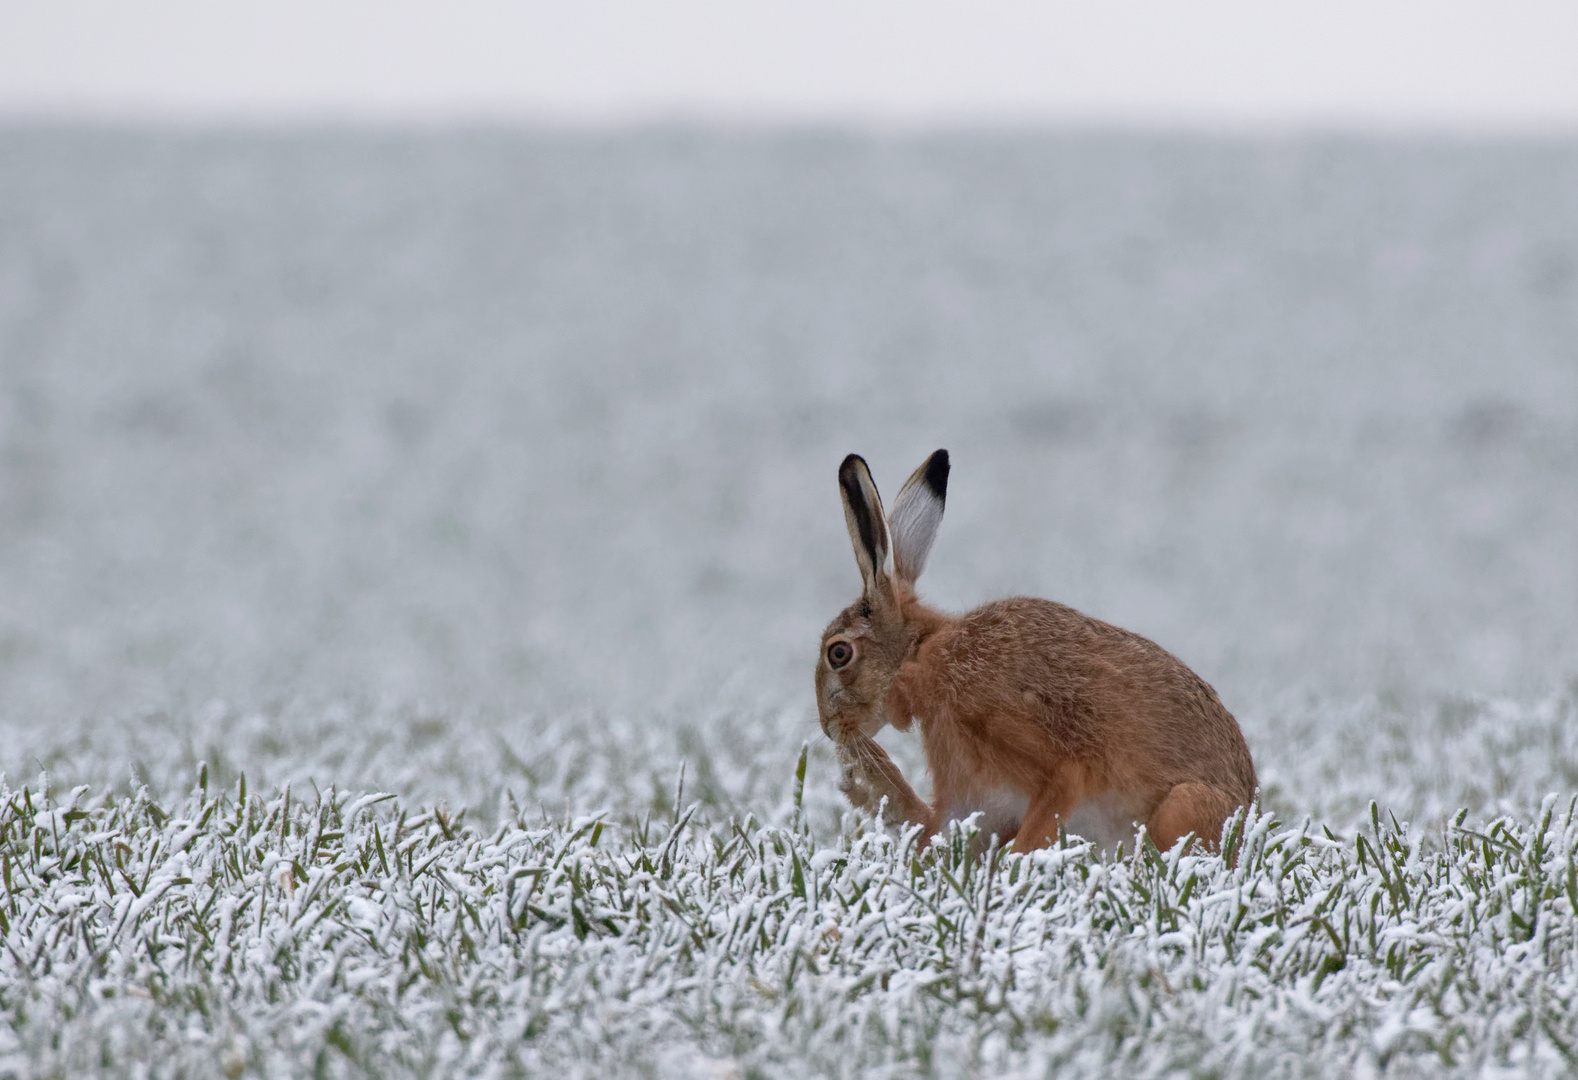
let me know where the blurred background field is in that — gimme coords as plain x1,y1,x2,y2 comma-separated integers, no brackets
2,127,1576,831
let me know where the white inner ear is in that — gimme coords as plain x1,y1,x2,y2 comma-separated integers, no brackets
888,479,945,583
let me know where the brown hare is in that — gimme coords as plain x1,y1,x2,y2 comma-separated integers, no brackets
816,450,1256,853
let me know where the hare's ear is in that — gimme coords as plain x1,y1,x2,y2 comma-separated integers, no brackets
839,454,891,598
889,449,948,584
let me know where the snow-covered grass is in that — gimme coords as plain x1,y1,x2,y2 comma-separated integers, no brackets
4,687,1578,1078
6,745,1578,1079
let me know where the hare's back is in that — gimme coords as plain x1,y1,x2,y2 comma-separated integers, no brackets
950,597,1179,678
944,598,1255,797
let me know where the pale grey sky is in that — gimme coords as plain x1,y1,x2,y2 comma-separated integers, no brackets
2,0,1577,129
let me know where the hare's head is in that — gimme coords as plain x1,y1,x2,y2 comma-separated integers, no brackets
817,450,949,742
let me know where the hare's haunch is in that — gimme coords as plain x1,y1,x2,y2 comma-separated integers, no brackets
816,450,1256,853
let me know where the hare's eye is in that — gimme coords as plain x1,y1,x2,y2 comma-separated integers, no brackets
827,640,854,669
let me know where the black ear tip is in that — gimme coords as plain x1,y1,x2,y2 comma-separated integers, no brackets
924,449,949,498
838,454,870,506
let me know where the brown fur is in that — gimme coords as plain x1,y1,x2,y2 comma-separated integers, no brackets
818,452,1256,854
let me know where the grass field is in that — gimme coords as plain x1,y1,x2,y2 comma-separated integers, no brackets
5,751,1578,1078
4,691,1578,1077
2,128,1577,1076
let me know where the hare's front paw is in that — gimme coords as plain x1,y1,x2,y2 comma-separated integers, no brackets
837,757,876,810
836,745,896,812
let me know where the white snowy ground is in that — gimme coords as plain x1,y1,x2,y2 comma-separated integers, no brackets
1,129,1577,1077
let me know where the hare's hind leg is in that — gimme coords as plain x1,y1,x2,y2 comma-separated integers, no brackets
1009,785,1080,853
1146,783,1236,853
